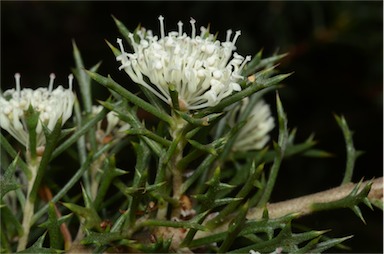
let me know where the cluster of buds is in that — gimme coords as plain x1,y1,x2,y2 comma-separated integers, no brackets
0,73,75,149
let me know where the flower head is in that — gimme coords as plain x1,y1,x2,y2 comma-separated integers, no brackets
0,73,75,148
228,98,275,151
116,16,251,111
92,105,130,145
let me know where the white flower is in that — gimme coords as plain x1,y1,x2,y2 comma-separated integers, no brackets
228,98,275,151
0,73,75,148
116,15,251,111
92,105,130,145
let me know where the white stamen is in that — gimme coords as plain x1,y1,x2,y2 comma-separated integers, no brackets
128,33,135,47
177,21,183,36
190,18,196,39
14,73,21,97
158,15,165,39
226,29,233,42
117,38,125,54
240,55,252,71
68,74,74,90
232,30,241,46
49,73,55,92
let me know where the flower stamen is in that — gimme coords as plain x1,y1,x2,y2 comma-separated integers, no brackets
158,15,165,40
49,73,55,92
116,16,252,111
177,21,183,36
190,18,196,39
15,73,21,98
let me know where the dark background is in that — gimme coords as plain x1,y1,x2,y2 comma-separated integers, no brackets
1,1,383,253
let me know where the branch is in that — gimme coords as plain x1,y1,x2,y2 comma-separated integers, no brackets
193,177,383,240
247,177,383,220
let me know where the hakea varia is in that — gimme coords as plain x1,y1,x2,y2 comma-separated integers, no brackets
228,98,275,151
92,105,130,145
116,15,252,111
0,73,75,148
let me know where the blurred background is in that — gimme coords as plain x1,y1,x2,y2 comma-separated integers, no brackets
1,1,382,252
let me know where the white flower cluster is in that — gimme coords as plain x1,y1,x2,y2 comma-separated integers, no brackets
92,105,130,145
228,98,275,151
116,15,251,111
0,73,75,148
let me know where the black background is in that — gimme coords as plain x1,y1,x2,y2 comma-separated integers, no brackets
1,1,383,252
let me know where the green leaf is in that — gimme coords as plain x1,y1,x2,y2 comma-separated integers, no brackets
311,179,373,223
100,100,163,157
188,213,296,248
230,222,325,253
72,40,101,114
180,154,216,194
350,205,366,224
126,129,172,147
94,156,128,210
334,114,362,185
134,236,172,253
80,231,123,246
39,213,73,228
115,180,165,198
218,201,249,253
72,42,102,155
63,186,101,231
242,51,288,77
257,92,288,207
32,143,113,225
25,105,40,159
176,110,223,127
52,106,108,159
310,235,353,253
241,49,263,77
257,53,288,70
29,117,62,204
106,39,121,58
180,210,211,247
0,133,30,177
86,71,172,124
62,200,102,231
302,148,334,158
112,15,132,47
17,232,63,253
46,202,63,249
169,84,180,110
0,156,21,199
192,167,236,211
207,163,264,228
1,204,24,242
138,219,206,231
196,72,291,118
187,139,218,156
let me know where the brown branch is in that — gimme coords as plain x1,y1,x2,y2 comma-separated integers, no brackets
155,178,382,250
194,177,383,240
247,177,383,220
